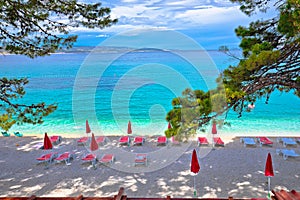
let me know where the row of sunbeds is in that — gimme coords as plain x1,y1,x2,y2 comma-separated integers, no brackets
77,135,173,146
197,136,300,148
240,137,300,161
36,151,114,165
240,137,300,147
77,135,226,147
36,151,148,167
1,131,23,137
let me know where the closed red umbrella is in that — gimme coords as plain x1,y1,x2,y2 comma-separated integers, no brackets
43,132,53,150
265,153,274,198
191,149,200,196
212,122,217,149
90,133,99,152
43,132,53,169
265,153,274,176
212,123,217,134
127,120,132,134
191,149,200,173
86,120,91,134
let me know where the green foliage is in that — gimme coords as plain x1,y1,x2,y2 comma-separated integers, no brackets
166,0,300,138
165,87,227,139
0,0,117,58
0,114,15,131
0,1,117,130
230,0,270,16
278,0,300,37
0,78,57,131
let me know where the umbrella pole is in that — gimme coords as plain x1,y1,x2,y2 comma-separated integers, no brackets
193,175,197,197
267,177,271,199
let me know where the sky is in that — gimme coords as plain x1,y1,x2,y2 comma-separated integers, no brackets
74,0,276,50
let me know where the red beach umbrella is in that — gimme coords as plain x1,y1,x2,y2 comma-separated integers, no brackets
43,132,53,150
191,149,200,173
90,133,99,152
86,120,91,134
265,153,274,198
190,149,200,197
168,122,172,129
265,153,274,177
127,120,132,134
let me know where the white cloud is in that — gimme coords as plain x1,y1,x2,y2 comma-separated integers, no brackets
70,0,276,49
174,6,247,26
101,0,250,33
121,0,138,2
165,0,197,6
96,34,110,38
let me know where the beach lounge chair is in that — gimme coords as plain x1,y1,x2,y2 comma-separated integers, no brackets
171,136,180,145
240,137,256,147
99,154,114,165
96,136,106,145
133,136,145,146
1,132,10,137
213,137,224,147
50,135,62,145
157,136,167,145
276,149,300,160
14,132,23,137
82,153,97,165
135,153,147,166
36,152,58,163
197,137,209,146
54,152,74,165
281,138,297,147
77,136,88,145
119,136,130,146
257,137,273,147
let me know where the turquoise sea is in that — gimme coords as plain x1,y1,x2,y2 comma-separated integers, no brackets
0,35,299,137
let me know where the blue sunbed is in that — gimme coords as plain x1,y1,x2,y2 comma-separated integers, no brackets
281,138,297,147
14,132,23,137
277,149,300,160
1,132,10,137
241,137,256,147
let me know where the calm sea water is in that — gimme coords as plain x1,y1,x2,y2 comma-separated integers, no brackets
0,49,299,137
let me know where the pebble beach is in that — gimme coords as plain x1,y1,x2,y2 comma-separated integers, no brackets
0,135,299,198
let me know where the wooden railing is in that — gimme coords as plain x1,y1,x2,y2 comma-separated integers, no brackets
1,187,299,200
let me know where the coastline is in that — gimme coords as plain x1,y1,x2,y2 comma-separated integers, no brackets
6,128,300,139
0,135,299,198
